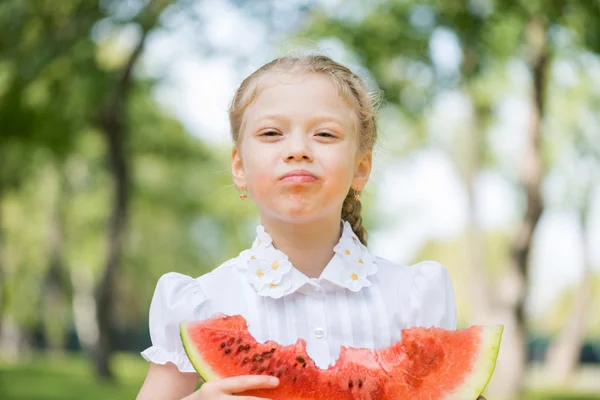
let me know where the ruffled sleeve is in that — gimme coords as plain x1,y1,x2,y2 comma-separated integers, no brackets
409,261,457,330
141,272,211,373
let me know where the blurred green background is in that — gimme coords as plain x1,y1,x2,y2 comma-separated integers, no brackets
0,0,599,399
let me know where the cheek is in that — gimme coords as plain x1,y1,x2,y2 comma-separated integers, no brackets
241,143,275,185
320,147,356,183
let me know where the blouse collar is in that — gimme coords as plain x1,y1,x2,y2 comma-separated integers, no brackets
236,220,377,298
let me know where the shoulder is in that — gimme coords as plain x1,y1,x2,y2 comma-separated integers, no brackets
409,260,454,288
147,272,210,329
151,271,204,305
373,256,452,286
372,256,457,329
152,246,257,299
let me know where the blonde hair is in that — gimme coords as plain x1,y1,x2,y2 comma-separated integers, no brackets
229,55,379,245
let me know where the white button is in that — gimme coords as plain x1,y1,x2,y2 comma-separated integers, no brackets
314,327,325,338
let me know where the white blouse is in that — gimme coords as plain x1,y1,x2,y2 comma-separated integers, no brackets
141,221,457,372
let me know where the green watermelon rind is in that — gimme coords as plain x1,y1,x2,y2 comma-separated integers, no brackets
180,319,504,399
180,321,221,383
444,325,504,400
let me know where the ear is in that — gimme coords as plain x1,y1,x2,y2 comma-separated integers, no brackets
352,150,372,191
231,146,246,189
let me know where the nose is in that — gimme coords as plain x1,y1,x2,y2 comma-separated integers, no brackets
284,132,313,162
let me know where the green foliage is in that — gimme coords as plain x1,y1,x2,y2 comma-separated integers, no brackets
0,0,105,176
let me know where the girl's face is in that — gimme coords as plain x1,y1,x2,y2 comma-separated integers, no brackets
232,72,372,223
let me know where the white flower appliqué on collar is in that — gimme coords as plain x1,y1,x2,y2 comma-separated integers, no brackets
333,222,377,292
237,220,377,297
246,247,293,298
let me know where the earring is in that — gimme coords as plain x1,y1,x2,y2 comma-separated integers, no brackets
353,189,361,201
239,186,248,200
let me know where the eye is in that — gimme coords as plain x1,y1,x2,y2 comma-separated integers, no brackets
260,130,281,137
316,131,337,138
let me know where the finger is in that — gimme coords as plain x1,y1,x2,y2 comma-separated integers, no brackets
216,375,279,393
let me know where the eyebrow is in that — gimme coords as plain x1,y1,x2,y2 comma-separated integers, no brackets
256,114,347,128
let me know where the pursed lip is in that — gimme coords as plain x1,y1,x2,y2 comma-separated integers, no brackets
279,169,319,182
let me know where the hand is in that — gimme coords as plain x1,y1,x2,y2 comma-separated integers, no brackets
184,375,279,399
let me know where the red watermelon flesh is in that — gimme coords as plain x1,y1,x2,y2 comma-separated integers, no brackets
180,314,503,400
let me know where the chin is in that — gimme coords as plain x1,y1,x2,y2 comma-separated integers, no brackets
279,205,316,221
258,192,342,223
276,204,337,224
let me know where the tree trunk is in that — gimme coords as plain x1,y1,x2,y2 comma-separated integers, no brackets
463,102,493,323
0,187,4,336
458,40,495,328
94,118,128,379
489,19,548,400
86,0,172,379
544,184,594,382
92,33,147,380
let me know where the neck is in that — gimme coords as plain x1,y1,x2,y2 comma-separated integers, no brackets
259,214,342,279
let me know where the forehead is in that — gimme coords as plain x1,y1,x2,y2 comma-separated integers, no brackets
243,72,357,129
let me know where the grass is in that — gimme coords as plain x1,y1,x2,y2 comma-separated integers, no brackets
0,353,147,400
0,353,598,399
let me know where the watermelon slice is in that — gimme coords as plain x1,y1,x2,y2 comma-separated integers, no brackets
180,314,502,400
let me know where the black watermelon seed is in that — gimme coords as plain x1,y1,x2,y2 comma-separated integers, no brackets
237,338,242,344
358,380,363,388
238,345,244,353
271,348,276,352
220,343,226,348
302,363,307,368
244,345,251,351
296,356,305,364
259,366,266,372
349,380,353,388
254,355,262,361
263,352,272,358
243,358,249,364
224,349,231,355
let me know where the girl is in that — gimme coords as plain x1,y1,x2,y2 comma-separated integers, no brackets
137,55,485,400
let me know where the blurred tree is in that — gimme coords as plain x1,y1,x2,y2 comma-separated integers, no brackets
0,0,175,379
545,179,597,382
0,0,105,359
543,55,600,382
91,0,172,379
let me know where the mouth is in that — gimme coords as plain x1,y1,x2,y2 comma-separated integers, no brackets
280,170,319,183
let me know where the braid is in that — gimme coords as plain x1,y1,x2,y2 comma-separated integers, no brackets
341,189,367,246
